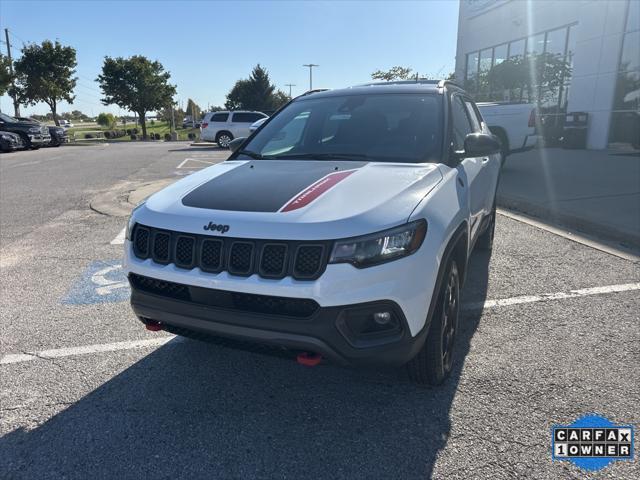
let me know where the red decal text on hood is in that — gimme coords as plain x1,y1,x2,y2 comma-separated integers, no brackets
279,170,357,212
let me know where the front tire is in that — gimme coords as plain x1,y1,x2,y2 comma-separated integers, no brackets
406,260,460,385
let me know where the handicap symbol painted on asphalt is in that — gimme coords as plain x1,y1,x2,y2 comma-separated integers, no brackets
62,260,131,304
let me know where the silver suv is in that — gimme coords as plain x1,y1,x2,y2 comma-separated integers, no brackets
200,110,268,147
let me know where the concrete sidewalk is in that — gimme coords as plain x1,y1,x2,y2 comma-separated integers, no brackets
497,147,640,250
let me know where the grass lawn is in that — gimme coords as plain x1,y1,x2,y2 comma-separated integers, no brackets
68,121,200,142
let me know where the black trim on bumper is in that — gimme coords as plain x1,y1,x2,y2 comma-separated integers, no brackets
129,275,428,367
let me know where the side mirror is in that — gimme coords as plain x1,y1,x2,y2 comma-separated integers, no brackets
463,132,501,157
228,137,246,153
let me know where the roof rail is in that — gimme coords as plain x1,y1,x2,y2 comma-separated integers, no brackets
298,88,330,97
357,80,440,87
437,79,464,89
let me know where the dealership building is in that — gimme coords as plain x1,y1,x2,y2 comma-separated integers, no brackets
455,0,639,149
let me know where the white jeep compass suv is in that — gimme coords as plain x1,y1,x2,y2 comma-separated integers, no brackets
200,110,268,147
125,80,501,384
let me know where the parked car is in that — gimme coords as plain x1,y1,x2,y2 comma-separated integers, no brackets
476,102,538,162
58,119,74,128
48,126,68,146
182,116,201,129
124,80,502,385
0,113,51,149
200,110,268,147
249,117,268,133
0,130,25,152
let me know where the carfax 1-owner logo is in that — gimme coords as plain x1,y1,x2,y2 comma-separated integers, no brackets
552,414,635,472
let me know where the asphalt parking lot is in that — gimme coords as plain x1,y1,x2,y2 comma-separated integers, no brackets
1,143,638,479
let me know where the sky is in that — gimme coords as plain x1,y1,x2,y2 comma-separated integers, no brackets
0,0,459,117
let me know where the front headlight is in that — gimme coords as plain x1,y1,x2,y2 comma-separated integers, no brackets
329,220,427,268
125,201,146,240
28,127,41,133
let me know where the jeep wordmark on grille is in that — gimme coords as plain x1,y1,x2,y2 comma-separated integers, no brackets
124,80,502,384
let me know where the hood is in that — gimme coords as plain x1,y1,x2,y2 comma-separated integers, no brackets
141,160,442,240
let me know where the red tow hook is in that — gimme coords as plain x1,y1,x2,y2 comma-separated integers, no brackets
296,352,322,367
144,320,163,332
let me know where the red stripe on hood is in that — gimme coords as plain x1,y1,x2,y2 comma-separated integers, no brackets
279,170,356,212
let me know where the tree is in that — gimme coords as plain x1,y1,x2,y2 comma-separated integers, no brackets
97,55,176,139
225,64,288,112
484,53,572,104
184,98,201,119
0,53,13,97
371,66,414,81
157,106,185,126
96,112,117,128
12,40,77,126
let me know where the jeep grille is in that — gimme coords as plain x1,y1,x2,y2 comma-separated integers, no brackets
131,224,330,280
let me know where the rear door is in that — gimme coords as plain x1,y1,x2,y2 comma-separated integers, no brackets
451,94,485,241
230,112,266,137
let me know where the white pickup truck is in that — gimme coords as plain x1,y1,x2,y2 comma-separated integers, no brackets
477,102,538,162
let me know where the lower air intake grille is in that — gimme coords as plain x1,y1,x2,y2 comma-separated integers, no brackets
129,273,319,318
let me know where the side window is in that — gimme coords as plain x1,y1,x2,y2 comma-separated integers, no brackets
464,100,482,132
211,113,229,122
232,112,263,123
451,95,473,148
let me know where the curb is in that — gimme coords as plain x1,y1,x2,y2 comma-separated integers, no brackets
496,194,640,250
90,179,174,217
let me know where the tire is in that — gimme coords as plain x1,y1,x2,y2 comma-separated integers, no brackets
215,131,233,149
406,260,460,385
18,133,31,149
476,206,496,251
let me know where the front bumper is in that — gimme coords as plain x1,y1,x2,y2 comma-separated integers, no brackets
28,134,51,146
129,273,428,367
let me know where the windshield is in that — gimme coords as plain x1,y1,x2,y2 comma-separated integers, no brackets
240,93,443,163
0,113,18,123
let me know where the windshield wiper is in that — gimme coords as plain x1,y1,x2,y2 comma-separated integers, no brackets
270,152,371,161
236,149,269,160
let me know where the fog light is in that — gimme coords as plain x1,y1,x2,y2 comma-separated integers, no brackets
373,311,392,325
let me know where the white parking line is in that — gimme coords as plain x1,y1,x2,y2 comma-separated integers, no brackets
176,158,215,169
110,227,126,245
0,337,175,365
463,282,640,311
1,282,638,366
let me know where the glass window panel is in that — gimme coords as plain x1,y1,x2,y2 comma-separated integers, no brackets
545,28,567,57
509,38,525,58
620,30,640,72
466,52,479,79
612,70,640,110
493,44,508,66
527,33,546,55
627,0,639,33
566,25,577,67
479,48,493,73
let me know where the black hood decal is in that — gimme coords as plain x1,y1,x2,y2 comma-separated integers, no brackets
181,160,366,212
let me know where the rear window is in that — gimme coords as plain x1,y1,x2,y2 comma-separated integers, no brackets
210,113,229,122
232,112,265,123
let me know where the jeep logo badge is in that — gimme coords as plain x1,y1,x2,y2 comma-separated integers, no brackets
203,222,230,234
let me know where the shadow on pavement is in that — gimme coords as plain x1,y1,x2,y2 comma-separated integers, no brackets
0,252,492,479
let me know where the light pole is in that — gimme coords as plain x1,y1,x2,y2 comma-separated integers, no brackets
285,83,296,98
302,64,319,90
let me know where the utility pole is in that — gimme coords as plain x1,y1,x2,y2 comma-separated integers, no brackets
284,83,296,98
302,64,319,91
4,28,20,117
